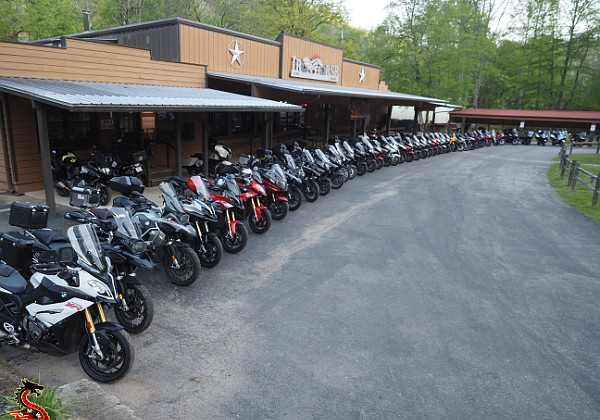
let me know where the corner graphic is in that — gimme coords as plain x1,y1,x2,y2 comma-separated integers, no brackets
5,379,50,419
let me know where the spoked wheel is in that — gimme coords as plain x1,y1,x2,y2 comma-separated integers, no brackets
79,328,134,383
318,177,331,195
163,246,201,286
268,199,289,220
288,187,303,211
249,209,272,234
303,180,320,202
375,158,383,170
221,222,248,254
114,283,154,334
198,233,223,268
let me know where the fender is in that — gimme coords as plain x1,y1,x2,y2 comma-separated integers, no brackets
254,204,267,221
275,193,288,202
94,321,125,332
119,274,143,287
170,240,192,250
228,219,240,236
121,251,155,270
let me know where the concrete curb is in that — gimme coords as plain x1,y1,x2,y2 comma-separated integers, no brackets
57,380,140,420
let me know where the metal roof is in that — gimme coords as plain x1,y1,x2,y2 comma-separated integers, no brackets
207,71,447,106
0,77,303,112
450,108,600,125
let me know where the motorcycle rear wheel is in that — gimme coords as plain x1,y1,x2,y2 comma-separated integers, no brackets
198,233,223,268
79,328,134,383
288,187,303,211
163,246,201,286
114,283,154,334
222,222,248,254
249,209,272,234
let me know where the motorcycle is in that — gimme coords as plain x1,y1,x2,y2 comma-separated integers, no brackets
111,177,202,286
51,150,79,198
0,223,135,382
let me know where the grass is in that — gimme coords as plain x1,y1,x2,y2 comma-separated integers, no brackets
0,376,73,420
548,154,600,224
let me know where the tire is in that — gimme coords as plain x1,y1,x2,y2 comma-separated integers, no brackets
348,165,357,179
406,153,414,162
99,185,112,206
269,198,289,220
318,177,331,196
303,180,319,202
338,166,350,181
79,328,134,383
457,143,465,151
249,208,272,234
383,156,392,167
357,163,367,176
375,158,383,170
198,233,223,268
55,184,70,197
221,221,248,254
288,187,303,211
391,156,400,166
163,245,201,286
366,159,376,172
331,173,344,189
114,283,154,334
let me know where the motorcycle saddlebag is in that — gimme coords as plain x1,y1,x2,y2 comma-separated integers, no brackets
69,186,100,209
8,201,49,229
0,231,35,273
109,176,145,196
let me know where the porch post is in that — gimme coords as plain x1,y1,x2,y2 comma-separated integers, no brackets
34,102,56,215
175,114,182,177
202,117,209,178
324,104,331,145
386,105,392,133
412,107,420,134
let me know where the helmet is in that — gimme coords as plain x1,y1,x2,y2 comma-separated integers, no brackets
214,145,232,160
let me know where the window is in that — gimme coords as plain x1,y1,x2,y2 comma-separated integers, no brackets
47,110,97,150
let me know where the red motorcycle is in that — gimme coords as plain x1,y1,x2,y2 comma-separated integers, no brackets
257,163,289,221
233,168,272,234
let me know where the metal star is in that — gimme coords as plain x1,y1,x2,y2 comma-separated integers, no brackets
359,68,366,84
228,40,245,66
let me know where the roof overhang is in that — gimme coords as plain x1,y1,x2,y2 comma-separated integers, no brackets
450,108,600,128
207,71,447,108
0,77,304,113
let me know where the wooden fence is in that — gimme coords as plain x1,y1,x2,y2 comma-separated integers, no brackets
559,147,600,207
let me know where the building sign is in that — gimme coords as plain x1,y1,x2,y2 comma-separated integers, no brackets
290,55,339,82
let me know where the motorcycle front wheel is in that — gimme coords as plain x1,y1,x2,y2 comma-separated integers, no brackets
318,177,331,196
288,186,303,211
114,283,154,334
163,246,201,286
366,159,377,172
331,173,344,189
198,233,223,268
303,180,320,202
249,209,272,234
348,165,357,179
79,328,134,383
269,199,289,221
357,163,367,176
222,222,248,253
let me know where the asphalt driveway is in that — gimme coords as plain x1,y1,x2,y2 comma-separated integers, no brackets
2,145,600,419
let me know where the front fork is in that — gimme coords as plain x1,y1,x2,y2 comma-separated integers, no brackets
225,209,237,237
251,196,262,220
84,304,107,360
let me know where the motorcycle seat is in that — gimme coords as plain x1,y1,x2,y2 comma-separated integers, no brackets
0,263,27,294
31,229,69,246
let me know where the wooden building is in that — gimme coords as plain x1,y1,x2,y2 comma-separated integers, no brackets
0,17,446,211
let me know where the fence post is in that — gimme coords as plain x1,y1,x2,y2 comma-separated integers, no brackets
560,153,568,178
568,160,577,186
571,162,580,190
593,172,600,208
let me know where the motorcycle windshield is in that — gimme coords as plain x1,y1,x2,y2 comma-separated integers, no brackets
193,176,211,202
225,174,241,196
252,169,263,184
302,149,315,163
271,163,286,180
110,207,140,239
314,149,331,164
67,224,106,272
284,154,297,169
160,181,186,214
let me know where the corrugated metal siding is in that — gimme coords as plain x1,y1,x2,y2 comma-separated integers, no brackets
87,24,180,62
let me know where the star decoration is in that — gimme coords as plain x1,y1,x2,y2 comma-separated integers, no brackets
359,68,366,84
228,40,245,66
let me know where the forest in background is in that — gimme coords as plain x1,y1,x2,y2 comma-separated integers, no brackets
1,0,598,110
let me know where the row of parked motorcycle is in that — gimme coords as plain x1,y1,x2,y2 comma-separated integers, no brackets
0,131,496,383
51,139,148,206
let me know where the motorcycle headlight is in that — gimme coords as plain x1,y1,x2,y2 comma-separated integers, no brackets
179,214,190,224
88,279,112,298
131,241,147,255
100,167,111,175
